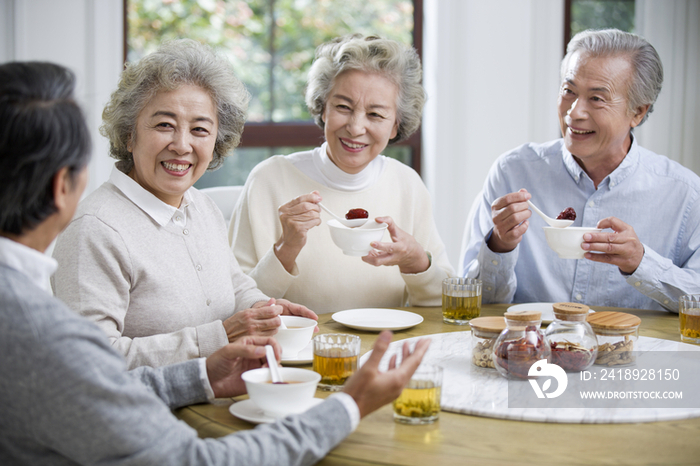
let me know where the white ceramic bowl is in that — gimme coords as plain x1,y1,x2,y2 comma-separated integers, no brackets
327,219,388,256
242,367,321,418
543,226,602,259
274,316,317,358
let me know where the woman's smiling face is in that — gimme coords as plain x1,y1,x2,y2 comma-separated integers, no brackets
128,84,218,207
322,70,399,174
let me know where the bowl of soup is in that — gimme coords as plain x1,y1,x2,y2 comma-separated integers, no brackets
327,219,388,256
543,226,602,259
274,315,317,358
242,367,321,418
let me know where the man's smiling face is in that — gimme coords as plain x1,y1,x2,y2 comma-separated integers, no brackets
557,51,646,167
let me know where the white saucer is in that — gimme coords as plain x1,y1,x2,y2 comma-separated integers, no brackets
332,308,423,331
281,341,313,365
507,302,595,324
229,398,324,424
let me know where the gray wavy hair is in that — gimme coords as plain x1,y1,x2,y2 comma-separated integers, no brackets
101,39,249,171
305,34,425,144
562,29,663,126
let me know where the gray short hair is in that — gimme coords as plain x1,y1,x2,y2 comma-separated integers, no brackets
562,29,663,126
305,34,425,144
101,39,249,171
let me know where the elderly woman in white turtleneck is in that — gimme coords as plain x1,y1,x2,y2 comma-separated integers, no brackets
229,34,454,313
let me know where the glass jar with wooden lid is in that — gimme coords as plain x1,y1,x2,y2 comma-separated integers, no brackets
544,302,598,372
493,310,550,379
586,311,640,367
469,316,506,369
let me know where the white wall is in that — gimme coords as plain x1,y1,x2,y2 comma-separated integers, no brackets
634,0,700,173
423,0,564,269
0,0,124,196
2,0,698,272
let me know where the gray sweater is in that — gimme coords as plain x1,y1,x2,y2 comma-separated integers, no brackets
52,171,269,369
0,261,351,465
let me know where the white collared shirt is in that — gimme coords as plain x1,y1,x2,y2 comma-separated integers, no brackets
0,236,56,291
108,163,195,228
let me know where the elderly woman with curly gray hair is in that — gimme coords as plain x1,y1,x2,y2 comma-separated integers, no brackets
52,39,316,370
230,34,454,313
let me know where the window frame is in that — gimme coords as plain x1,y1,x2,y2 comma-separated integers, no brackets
122,0,423,174
564,0,573,55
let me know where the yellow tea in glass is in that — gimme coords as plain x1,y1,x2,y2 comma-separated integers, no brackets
312,351,357,388
393,365,443,424
312,334,361,391
442,278,482,325
680,295,700,344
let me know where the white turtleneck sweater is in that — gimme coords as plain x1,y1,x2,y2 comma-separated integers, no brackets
229,144,454,313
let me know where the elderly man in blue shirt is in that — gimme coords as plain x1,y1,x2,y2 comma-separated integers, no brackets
460,28,700,312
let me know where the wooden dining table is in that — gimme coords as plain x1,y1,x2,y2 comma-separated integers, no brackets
174,304,700,465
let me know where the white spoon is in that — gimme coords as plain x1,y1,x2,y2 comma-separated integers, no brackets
526,200,574,228
265,344,285,384
318,202,368,228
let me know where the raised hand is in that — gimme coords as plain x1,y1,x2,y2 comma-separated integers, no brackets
582,216,645,274
206,336,282,398
362,216,430,274
274,191,322,273
488,189,532,253
342,331,431,418
223,299,283,342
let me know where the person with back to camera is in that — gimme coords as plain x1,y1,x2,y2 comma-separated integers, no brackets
52,39,318,370
0,60,430,465
460,28,700,312
230,34,454,313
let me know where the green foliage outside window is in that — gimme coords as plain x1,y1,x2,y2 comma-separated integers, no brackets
570,0,635,38
128,0,414,123
128,0,415,188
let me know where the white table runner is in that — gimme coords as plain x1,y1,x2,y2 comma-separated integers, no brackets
361,332,700,424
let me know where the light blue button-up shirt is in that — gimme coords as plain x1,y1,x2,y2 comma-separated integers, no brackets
460,137,700,312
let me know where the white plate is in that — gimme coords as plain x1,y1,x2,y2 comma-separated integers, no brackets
331,308,424,331
228,398,324,424
281,341,313,365
507,302,595,324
